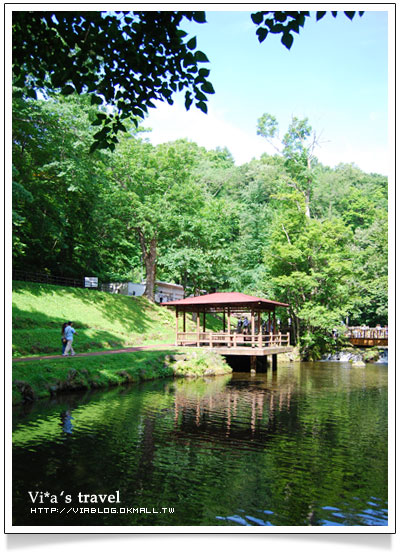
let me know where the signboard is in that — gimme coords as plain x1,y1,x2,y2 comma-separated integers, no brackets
84,277,98,288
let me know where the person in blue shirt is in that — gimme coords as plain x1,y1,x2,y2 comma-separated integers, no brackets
61,322,67,354
63,321,77,356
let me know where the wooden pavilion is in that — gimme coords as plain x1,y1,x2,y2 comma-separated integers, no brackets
161,292,292,369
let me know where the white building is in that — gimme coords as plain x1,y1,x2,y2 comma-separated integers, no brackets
104,281,184,303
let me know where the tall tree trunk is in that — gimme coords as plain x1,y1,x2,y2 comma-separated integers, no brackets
305,188,311,218
295,315,301,345
181,269,188,296
305,156,312,218
138,231,157,302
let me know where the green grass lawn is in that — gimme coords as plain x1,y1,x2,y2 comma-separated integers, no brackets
12,347,231,404
12,281,223,357
12,350,177,404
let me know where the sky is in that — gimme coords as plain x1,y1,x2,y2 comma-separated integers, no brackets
141,8,390,175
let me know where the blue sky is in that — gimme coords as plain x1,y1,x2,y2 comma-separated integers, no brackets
143,9,390,175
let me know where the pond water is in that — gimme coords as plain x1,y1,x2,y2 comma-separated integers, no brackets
12,361,388,527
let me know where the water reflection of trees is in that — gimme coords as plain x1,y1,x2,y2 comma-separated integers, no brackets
12,366,388,527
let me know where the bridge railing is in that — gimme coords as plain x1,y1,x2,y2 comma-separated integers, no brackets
346,326,388,340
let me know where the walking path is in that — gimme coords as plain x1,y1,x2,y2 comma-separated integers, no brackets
12,344,176,363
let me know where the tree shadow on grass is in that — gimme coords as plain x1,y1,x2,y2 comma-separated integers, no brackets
12,321,134,358
12,281,173,335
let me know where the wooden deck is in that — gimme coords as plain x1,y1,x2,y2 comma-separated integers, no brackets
176,331,292,356
213,345,293,356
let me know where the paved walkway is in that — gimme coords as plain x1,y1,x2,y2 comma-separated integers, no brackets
12,344,176,363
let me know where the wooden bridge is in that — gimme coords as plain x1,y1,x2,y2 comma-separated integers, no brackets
345,326,388,347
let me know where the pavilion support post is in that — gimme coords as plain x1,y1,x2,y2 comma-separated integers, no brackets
251,310,255,347
183,310,186,333
228,308,231,347
268,312,271,345
196,312,200,347
258,356,267,373
203,311,206,332
258,311,262,347
175,308,179,346
223,310,226,332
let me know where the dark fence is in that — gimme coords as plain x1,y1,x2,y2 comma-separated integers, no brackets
12,269,97,289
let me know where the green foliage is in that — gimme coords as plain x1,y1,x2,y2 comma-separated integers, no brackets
13,11,364,151
12,92,123,277
257,114,317,218
251,11,364,49
11,92,387,358
256,113,279,139
171,349,231,377
348,216,388,325
263,194,355,358
13,11,213,151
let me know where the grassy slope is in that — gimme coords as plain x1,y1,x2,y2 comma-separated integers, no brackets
12,281,222,357
12,282,230,403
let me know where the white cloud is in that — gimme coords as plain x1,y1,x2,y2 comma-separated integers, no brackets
142,102,273,164
142,102,388,175
315,142,388,175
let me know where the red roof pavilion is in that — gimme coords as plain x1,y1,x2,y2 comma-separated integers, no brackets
161,291,289,311
161,292,289,349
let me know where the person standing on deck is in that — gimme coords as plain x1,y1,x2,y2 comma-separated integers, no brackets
63,321,77,356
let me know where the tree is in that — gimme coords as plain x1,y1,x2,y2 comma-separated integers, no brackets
311,163,388,222
225,155,285,293
12,92,113,276
12,166,33,258
12,11,214,152
257,114,319,218
251,11,364,50
107,138,205,300
347,214,388,326
12,10,363,151
262,191,354,359
152,142,241,295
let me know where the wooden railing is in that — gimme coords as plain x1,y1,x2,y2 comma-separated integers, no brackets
345,326,388,346
346,327,388,340
176,331,290,348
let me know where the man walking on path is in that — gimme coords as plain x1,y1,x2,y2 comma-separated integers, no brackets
63,321,77,356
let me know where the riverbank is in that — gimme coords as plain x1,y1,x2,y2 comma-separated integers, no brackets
12,348,232,405
322,346,388,364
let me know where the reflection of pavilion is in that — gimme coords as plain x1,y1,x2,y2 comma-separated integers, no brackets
162,292,293,371
172,376,295,438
